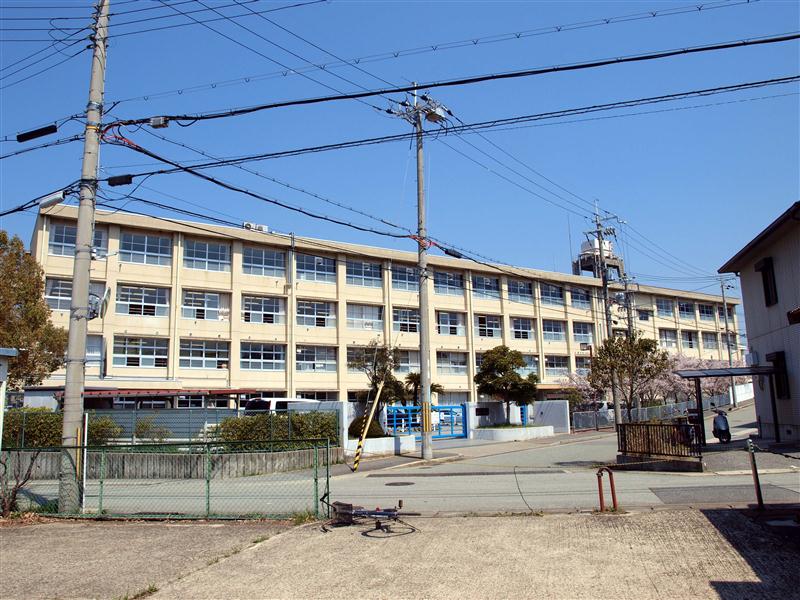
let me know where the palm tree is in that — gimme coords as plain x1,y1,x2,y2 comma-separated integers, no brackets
404,372,445,405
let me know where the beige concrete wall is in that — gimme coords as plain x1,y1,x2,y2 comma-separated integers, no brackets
34,207,739,403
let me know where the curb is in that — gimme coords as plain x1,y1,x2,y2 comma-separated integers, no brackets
381,454,464,470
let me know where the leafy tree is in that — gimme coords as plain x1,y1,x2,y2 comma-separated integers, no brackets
347,340,407,406
587,333,670,421
474,345,538,424
0,231,67,390
403,372,445,406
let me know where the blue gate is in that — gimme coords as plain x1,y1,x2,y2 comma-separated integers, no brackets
386,404,467,440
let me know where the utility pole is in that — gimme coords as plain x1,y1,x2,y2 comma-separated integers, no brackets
720,278,738,408
413,87,434,460
594,213,621,426
59,0,110,513
622,275,635,338
387,87,450,460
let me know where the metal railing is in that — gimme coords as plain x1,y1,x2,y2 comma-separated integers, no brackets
617,423,702,458
0,439,335,519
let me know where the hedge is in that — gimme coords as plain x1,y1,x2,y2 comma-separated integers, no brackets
1,409,122,448
216,411,339,445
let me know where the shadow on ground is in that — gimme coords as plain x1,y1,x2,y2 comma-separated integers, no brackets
704,507,800,599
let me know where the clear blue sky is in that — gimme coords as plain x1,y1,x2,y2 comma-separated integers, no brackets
1,0,798,326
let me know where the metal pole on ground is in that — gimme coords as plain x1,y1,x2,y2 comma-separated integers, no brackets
746,439,764,510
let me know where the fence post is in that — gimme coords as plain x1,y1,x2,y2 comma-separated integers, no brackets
98,448,105,514
204,443,211,518
325,438,331,518
313,442,319,517
288,409,293,440
21,411,27,447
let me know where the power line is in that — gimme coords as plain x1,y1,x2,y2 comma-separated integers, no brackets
103,76,799,179
107,32,800,127
103,135,414,240
0,0,327,41
105,0,759,106
0,134,82,160
0,45,89,90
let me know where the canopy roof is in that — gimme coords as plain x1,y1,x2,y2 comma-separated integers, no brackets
674,366,774,379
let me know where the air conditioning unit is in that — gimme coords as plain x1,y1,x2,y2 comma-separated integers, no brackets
745,352,759,366
243,222,269,233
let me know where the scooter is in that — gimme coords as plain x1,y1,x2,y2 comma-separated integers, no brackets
712,409,731,443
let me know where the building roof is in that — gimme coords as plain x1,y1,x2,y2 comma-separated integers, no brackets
674,366,774,378
719,201,800,273
0,348,18,358
39,205,735,303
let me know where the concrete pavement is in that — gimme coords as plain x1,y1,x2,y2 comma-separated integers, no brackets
151,510,800,600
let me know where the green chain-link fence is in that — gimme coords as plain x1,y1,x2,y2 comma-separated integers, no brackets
1,439,336,519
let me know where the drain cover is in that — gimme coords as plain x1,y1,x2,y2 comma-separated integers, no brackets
385,481,415,486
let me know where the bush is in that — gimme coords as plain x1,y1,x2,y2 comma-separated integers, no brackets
348,415,386,439
1,408,61,447
216,411,339,445
134,416,171,443
87,416,123,446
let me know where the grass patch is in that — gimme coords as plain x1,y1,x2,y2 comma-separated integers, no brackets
115,583,158,600
291,510,317,525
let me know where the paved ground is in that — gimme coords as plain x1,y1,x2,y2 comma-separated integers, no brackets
149,509,800,600
0,519,289,600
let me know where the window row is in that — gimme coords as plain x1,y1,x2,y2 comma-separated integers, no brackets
658,329,735,351
656,297,735,322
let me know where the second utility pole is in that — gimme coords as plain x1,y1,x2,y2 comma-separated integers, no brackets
595,215,621,426
59,0,110,514
720,278,738,408
414,86,434,460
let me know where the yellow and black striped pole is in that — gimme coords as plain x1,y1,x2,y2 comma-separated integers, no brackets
352,381,385,472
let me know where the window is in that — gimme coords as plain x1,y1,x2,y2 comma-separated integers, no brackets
183,239,231,271
48,223,107,257
702,332,718,350
518,354,539,377
755,257,778,307
120,231,172,265
242,295,285,324
346,347,369,373
434,271,464,296
44,279,105,312
718,305,735,322
575,356,591,376
678,301,695,320
86,335,103,365
472,275,500,299
297,300,336,328
297,391,338,401
112,336,168,368
474,314,501,338
475,353,484,369
395,350,420,373
656,298,674,318
540,283,565,306
542,320,566,342
681,331,697,350
545,355,569,378
242,246,285,277
296,345,336,372
182,290,229,321
638,310,651,322
393,307,420,333
436,351,467,375
296,253,336,283
571,288,591,309
437,311,465,336
177,395,205,409
573,322,593,345
508,280,533,303
391,264,419,291
659,329,677,349
346,304,383,330
511,317,533,340
698,304,715,321
116,285,169,317
346,260,382,287
240,343,285,371
179,339,230,369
